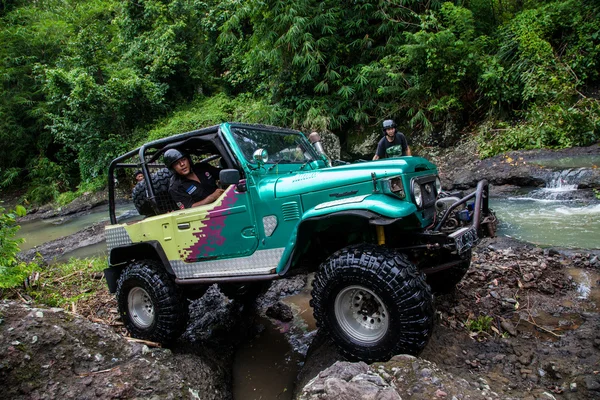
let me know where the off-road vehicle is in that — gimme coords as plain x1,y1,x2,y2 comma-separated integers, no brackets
105,123,495,362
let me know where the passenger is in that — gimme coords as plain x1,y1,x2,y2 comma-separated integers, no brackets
373,119,412,160
134,170,144,182
163,149,224,209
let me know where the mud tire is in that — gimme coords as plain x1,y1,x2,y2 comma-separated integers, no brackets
311,244,434,362
426,250,472,294
132,168,177,216
116,260,188,343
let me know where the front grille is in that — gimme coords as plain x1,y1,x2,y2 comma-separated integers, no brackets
421,181,437,208
412,175,438,219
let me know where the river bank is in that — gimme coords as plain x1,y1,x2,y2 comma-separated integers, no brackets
3,141,600,399
3,235,600,399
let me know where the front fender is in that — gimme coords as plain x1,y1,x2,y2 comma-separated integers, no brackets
302,193,417,220
275,194,418,274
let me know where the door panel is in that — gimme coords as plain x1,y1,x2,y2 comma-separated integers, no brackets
175,185,257,262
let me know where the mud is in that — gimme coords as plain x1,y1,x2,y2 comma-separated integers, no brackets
4,142,600,398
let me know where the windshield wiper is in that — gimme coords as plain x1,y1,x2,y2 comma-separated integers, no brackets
299,160,313,170
267,159,291,171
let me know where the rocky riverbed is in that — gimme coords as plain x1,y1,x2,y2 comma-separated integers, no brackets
3,237,600,399
3,141,600,399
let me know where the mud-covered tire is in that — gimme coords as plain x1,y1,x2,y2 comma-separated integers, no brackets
311,244,434,362
116,260,188,343
426,250,472,294
132,168,177,216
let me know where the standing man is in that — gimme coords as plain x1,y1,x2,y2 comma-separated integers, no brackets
373,119,412,160
163,149,224,209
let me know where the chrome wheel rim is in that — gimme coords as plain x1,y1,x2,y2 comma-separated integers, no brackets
128,287,154,328
334,285,389,344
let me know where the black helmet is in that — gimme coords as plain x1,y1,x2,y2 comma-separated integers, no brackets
163,149,187,168
382,119,396,131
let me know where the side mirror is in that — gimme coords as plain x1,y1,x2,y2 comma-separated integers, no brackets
253,148,268,166
219,169,240,186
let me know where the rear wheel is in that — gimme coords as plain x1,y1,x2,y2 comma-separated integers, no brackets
311,244,434,362
116,260,188,343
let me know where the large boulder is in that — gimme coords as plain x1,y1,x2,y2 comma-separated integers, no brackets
316,130,342,161
299,356,502,399
0,301,231,400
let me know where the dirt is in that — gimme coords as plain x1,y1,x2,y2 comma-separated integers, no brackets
293,237,600,399
3,141,600,398
4,236,600,399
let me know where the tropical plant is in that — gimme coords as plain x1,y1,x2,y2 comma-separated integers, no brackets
0,205,31,289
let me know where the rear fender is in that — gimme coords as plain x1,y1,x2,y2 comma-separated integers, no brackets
105,241,173,293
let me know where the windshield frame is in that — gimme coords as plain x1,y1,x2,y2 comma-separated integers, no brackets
229,125,321,166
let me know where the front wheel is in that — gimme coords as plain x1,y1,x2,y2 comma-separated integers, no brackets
116,260,188,343
311,244,434,362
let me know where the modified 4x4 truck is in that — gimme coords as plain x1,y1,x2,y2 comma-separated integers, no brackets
105,123,495,362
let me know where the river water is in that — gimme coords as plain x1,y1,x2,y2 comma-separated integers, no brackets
490,196,600,250
13,169,599,399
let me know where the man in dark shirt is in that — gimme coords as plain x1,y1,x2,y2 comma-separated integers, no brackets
373,119,412,160
163,149,224,210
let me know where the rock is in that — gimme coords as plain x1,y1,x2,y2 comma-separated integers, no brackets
570,382,577,392
318,130,342,161
500,319,518,336
265,301,294,322
0,301,231,400
585,376,600,391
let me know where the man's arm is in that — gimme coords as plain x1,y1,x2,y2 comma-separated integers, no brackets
398,133,411,156
191,188,225,207
373,139,384,160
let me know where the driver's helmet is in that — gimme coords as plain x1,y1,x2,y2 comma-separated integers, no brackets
163,149,188,169
382,119,396,134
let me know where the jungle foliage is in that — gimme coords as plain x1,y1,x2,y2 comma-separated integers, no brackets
0,0,599,204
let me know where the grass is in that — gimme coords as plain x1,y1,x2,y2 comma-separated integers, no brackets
466,315,494,333
2,256,117,321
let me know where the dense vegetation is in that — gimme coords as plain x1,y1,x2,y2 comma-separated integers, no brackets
0,0,599,204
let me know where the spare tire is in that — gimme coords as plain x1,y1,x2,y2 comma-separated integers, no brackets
132,168,177,216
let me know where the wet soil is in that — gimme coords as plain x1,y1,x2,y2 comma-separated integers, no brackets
3,142,600,398
294,237,600,399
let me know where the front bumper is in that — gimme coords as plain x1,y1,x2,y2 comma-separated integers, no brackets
402,179,493,255
434,179,493,254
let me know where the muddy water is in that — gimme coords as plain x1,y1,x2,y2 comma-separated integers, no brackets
282,275,317,332
17,205,112,251
17,204,138,253
565,268,600,308
527,155,600,169
233,277,316,400
232,316,305,400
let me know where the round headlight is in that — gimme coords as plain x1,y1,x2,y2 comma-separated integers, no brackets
253,148,268,165
413,184,423,207
435,177,442,194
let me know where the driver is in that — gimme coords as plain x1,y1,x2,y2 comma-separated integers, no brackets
373,119,412,160
163,149,224,209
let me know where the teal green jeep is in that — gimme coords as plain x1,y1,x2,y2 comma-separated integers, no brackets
105,123,495,362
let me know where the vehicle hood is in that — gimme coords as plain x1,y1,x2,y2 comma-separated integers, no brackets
274,157,436,198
